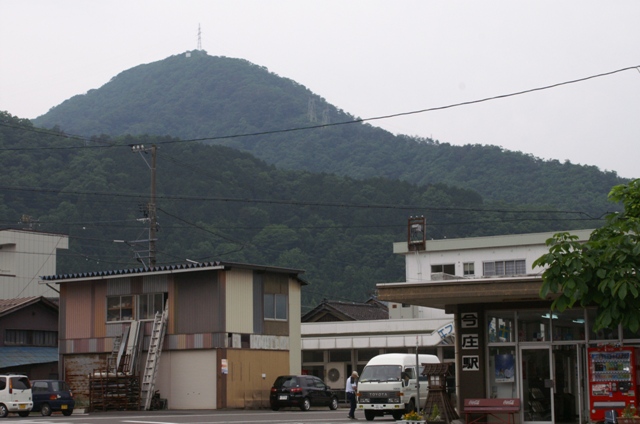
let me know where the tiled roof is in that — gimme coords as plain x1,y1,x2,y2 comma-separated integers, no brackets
302,299,389,322
0,347,58,369
0,296,58,316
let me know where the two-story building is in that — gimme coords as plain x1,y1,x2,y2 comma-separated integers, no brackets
42,261,306,410
0,296,59,378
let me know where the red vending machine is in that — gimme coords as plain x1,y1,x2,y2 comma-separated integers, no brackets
588,346,639,421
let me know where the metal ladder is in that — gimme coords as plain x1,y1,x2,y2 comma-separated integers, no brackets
107,334,123,373
140,303,169,410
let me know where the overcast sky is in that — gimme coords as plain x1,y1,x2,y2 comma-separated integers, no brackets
1,1,639,178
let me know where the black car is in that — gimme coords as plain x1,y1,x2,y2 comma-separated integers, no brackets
270,375,339,411
31,380,75,416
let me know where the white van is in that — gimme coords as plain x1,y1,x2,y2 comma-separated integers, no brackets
0,374,33,417
357,353,439,421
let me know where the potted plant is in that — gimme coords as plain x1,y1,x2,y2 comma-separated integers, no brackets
427,404,444,423
618,404,640,424
397,410,425,423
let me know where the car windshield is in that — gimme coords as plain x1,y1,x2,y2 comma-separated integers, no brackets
359,365,402,382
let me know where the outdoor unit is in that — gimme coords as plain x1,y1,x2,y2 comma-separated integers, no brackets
325,362,347,389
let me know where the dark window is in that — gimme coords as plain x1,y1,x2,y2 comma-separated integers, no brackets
329,350,351,362
0,377,6,391
431,264,455,275
303,350,324,362
10,376,30,390
52,381,69,391
264,293,288,321
5,330,57,346
138,292,167,320
32,381,48,393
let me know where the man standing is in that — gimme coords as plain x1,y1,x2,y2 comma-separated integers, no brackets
345,370,358,420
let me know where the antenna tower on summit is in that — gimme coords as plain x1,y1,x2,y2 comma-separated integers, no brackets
197,24,202,50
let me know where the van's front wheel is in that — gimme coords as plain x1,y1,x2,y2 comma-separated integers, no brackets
364,409,376,421
407,399,416,413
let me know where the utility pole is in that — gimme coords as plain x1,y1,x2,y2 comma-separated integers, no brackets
149,144,157,266
130,144,158,267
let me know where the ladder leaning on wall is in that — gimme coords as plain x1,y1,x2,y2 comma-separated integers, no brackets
140,301,169,410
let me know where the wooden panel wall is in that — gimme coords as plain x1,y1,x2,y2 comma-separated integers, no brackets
226,349,289,409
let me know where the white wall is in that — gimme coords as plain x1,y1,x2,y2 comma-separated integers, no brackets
395,229,593,284
0,229,68,298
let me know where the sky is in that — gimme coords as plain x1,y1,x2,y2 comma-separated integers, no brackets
1,1,639,179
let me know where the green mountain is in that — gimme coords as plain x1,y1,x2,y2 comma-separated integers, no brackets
0,112,595,312
32,50,627,217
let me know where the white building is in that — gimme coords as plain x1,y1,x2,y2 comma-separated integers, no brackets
301,298,455,391
378,228,619,424
0,229,68,298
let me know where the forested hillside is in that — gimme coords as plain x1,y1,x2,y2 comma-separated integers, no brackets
32,50,627,217
0,112,598,312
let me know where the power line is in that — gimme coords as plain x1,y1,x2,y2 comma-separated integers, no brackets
1,65,638,151
0,184,595,216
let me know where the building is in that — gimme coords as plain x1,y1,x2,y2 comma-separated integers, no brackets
0,296,59,378
41,261,306,410
302,298,389,323
301,298,455,393
0,229,69,298
376,228,618,424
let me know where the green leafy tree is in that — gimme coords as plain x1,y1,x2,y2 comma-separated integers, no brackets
533,179,640,331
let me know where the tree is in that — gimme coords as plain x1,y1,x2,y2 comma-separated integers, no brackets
533,179,640,331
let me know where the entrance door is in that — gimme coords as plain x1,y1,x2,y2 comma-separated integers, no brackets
552,345,583,424
521,345,554,424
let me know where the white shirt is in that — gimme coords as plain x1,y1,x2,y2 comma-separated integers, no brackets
345,376,357,393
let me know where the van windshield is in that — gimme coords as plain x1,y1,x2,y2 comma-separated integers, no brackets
359,365,402,383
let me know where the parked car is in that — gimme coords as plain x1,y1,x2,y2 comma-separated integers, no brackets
0,374,33,417
31,380,75,416
270,375,339,411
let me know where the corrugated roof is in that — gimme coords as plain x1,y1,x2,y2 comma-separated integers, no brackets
0,347,58,368
41,261,308,284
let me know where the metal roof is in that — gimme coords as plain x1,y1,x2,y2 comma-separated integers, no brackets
0,347,58,369
41,260,308,284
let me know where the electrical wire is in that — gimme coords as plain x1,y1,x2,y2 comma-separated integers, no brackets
0,65,638,151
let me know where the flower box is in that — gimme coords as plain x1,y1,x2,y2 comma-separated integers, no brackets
396,421,426,424
618,418,640,424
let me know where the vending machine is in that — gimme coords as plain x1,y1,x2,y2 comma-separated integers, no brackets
588,346,639,421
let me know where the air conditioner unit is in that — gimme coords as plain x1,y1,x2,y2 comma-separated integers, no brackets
325,362,347,389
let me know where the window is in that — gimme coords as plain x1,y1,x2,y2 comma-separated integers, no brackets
32,381,48,393
5,330,57,346
107,293,167,322
137,293,166,320
107,295,134,321
483,260,526,276
463,262,475,276
264,293,288,320
431,264,455,275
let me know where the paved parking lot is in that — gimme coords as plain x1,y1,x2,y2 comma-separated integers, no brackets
11,407,399,423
